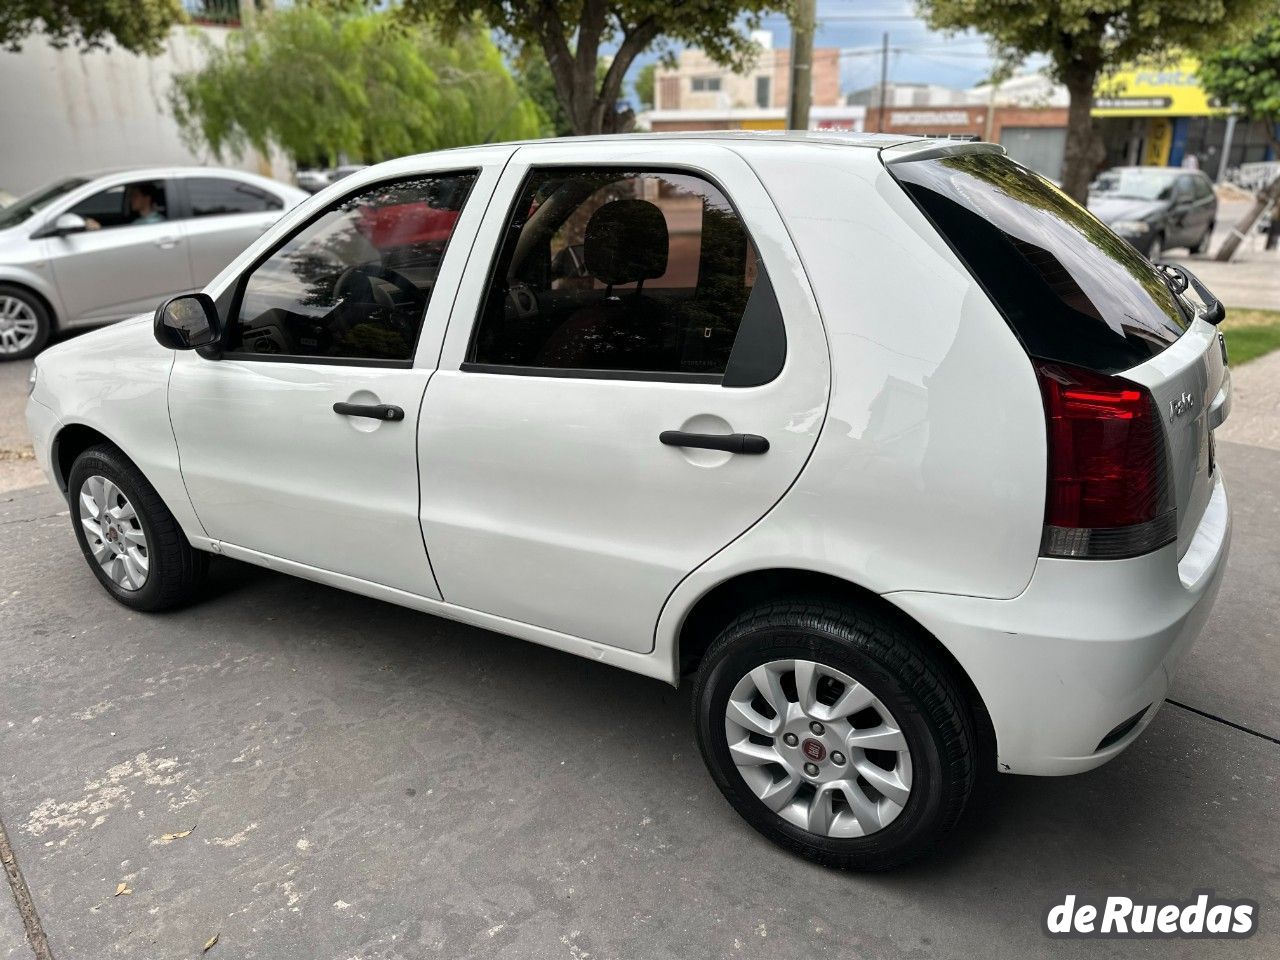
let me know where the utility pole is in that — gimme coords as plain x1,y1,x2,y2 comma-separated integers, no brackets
788,0,816,131
876,32,889,133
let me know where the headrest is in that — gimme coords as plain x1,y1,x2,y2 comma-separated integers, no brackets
583,198,669,286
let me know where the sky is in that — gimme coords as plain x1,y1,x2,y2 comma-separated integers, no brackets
624,0,1033,102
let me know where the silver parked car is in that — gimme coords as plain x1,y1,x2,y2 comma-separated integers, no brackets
0,167,308,359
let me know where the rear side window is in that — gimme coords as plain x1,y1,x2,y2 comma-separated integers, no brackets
187,177,283,217
890,152,1189,373
467,167,782,383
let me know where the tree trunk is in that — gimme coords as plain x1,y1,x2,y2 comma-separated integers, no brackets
1060,63,1104,204
1215,171,1280,262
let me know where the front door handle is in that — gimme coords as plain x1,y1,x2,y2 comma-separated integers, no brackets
154,236,180,249
660,430,769,454
333,402,404,421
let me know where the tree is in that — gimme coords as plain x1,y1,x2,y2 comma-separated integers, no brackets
917,0,1272,203
0,0,184,53
406,1,789,136
634,61,656,110
1199,17,1280,260
169,4,544,167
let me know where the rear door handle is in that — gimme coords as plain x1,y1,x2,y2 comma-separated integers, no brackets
333,402,404,422
659,430,769,454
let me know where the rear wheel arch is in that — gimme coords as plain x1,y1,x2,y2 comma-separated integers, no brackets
674,568,995,758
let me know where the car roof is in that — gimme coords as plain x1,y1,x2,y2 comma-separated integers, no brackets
73,166,303,186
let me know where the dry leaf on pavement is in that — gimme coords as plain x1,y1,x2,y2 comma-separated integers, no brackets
203,932,219,952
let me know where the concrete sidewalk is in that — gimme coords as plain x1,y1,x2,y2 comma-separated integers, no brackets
2,439,1279,960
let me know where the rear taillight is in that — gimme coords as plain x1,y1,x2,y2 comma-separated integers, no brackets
1035,361,1175,560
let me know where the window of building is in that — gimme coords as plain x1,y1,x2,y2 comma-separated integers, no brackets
691,77,722,93
229,172,476,362
756,76,772,108
186,177,283,217
468,167,777,381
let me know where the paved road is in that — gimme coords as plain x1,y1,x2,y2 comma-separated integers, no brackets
1,437,1278,960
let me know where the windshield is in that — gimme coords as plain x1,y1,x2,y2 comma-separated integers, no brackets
0,178,89,229
890,152,1190,374
1089,169,1179,201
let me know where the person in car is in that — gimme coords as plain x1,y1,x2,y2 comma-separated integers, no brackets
86,182,165,230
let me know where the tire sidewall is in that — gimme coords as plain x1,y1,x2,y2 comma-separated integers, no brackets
695,622,954,867
0,284,51,361
68,448,166,608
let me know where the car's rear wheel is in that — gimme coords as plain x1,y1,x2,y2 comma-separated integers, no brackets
0,285,51,360
68,444,208,611
692,599,977,870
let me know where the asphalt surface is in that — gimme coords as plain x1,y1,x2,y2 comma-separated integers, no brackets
1,437,1278,960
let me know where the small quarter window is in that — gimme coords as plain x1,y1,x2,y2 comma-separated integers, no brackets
230,172,476,362
468,167,780,381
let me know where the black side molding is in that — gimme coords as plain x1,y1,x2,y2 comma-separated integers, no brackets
659,431,769,454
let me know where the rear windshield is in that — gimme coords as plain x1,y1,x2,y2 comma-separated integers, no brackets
889,151,1189,373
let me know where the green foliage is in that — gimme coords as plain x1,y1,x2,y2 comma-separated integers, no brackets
918,1,1269,82
406,1,790,134
0,0,184,53
1199,16,1280,144
634,62,656,110
917,0,1271,201
169,4,543,166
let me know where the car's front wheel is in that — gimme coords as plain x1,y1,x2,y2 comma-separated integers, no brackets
0,284,51,360
692,599,978,870
68,444,208,611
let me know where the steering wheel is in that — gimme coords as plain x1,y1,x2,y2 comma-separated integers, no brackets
333,263,426,319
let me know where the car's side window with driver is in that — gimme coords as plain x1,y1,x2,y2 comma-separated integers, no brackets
468,167,774,380
68,180,169,231
229,172,477,363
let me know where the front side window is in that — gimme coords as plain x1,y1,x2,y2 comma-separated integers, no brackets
187,177,283,217
230,172,476,362
68,180,168,230
469,167,768,379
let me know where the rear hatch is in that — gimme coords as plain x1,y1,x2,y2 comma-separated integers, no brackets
884,143,1226,558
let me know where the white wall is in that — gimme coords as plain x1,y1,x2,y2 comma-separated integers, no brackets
0,26,289,195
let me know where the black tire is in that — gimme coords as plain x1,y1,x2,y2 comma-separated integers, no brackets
68,443,208,611
692,599,977,871
0,283,52,360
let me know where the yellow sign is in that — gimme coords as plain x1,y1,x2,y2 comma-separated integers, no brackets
1092,57,1223,117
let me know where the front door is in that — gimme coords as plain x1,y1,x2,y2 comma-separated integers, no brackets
169,161,500,596
49,178,192,324
418,143,830,653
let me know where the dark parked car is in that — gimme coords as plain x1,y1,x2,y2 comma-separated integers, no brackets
1088,166,1217,259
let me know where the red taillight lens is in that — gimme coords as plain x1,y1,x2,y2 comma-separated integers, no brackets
1035,361,1175,559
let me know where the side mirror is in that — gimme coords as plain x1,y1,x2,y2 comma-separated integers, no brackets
154,293,220,350
33,212,88,239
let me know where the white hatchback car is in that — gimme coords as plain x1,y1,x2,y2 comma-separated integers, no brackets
26,134,1232,869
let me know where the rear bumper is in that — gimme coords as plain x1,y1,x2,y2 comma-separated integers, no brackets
888,472,1231,776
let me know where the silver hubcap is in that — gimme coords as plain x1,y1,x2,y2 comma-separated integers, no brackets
0,295,39,355
79,475,149,590
724,659,913,838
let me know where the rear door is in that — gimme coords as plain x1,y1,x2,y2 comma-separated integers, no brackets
417,141,830,654
178,176,291,286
